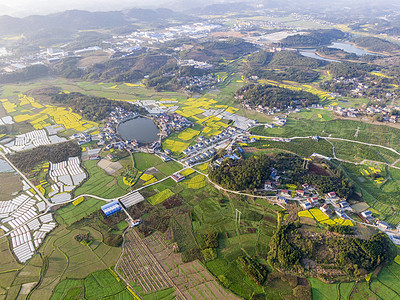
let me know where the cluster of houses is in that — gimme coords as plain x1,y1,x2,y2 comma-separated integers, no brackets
360,210,393,230
109,107,137,124
177,74,217,92
72,132,92,146
329,104,399,123
241,97,322,116
154,113,193,139
182,128,239,156
183,149,217,166
272,137,291,142
177,59,213,70
275,183,398,233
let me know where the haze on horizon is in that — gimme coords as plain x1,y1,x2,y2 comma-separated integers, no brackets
0,0,399,17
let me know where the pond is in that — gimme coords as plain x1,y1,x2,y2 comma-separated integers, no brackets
328,42,377,56
299,50,339,62
117,116,159,144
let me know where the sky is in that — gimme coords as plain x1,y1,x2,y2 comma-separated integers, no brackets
0,0,167,16
0,0,398,17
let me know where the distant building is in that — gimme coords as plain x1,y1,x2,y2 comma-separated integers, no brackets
171,172,185,183
296,190,305,197
281,190,290,197
264,181,276,190
360,210,373,223
325,192,337,199
101,201,121,217
131,219,141,227
377,220,392,230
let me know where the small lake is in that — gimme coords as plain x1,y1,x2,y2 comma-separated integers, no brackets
299,50,339,62
118,116,159,144
328,42,376,56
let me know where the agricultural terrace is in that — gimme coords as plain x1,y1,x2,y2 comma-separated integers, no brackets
334,161,400,225
119,231,238,299
135,179,292,300
251,118,400,153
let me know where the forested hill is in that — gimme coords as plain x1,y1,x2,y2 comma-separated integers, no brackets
280,29,346,48
236,84,319,109
51,92,140,122
0,8,191,36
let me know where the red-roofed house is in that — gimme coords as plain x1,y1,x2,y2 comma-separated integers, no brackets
171,172,185,183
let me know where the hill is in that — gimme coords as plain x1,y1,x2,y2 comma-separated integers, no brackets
280,29,346,48
352,36,400,53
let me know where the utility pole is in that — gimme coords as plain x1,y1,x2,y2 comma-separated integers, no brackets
235,209,241,226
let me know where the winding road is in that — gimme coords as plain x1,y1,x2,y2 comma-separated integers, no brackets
3,133,400,240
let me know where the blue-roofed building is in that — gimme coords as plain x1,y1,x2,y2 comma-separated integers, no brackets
101,201,121,217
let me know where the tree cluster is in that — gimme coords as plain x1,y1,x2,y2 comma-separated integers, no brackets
237,256,269,285
247,67,320,83
8,141,81,173
269,223,302,268
209,154,272,191
236,84,319,110
327,233,394,275
352,36,400,52
269,51,324,68
74,232,93,244
270,222,394,277
51,92,139,121
280,29,346,48
273,153,354,198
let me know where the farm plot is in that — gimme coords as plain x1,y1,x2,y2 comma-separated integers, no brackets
74,160,127,199
118,230,171,294
119,230,238,300
181,175,207,189
50,269,133,300
57,197,104,226
147,189,174,206
8,95,98,132
298,209,353,226
146,232,238,300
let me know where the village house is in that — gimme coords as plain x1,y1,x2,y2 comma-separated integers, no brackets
301,201,313,210
307,197,319,206
377,220,392,231
320,204,332,216
296,190,305,197
361,210,374,223
171,172,185,183
325,192,337,199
